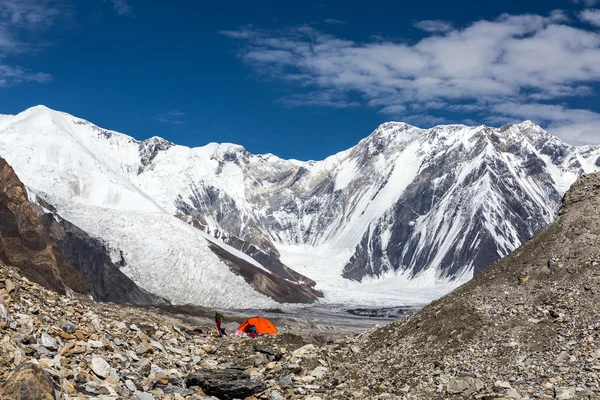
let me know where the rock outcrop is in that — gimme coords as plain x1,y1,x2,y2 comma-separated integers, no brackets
0,157,89,296
0,363,57,400
0,156,166,305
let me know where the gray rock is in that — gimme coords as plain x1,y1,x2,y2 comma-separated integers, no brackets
271,392,286,400
125,380,137,392
40,333,58,351
555,387,575,399
279,374,294,389
310,366,328,379
447,377,484,394
254,353,267,367
91,356,111,379
136,343,154,355
133,392,154,400
62,322,76,334
186,368,265,400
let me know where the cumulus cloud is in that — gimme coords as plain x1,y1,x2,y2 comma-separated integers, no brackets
413,20,453,33
221,11,600,144
155,110,186,125
104,0,133,16
573,0,600,6
0,0,65,86
579,8,600,26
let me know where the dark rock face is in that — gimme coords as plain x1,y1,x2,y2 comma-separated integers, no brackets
0,157,89,296
0,363,57,400
208,243,321,303
0,157,166,306
186,368,266,400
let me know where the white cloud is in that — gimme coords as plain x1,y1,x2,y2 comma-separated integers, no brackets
323,19,345,25
104,0,133,16
579,8,600,26
0,0,65,28
221,11,600,144
155,110,186,125
0,0,64,86
413,20,453,33
573,0,600,6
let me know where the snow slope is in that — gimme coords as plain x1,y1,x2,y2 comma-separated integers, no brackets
0,106,279,308
0,106,598,307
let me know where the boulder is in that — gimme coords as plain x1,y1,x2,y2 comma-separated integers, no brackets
447,376,484,394
91,357,111,379
186,368,265,400
0,363,57,400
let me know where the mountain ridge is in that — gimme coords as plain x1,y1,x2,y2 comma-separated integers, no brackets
0,105,597,307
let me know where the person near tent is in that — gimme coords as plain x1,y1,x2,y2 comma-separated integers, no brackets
215,311,225,337
247,324,258,338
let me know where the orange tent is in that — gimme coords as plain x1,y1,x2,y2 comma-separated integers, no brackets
236,317,278,335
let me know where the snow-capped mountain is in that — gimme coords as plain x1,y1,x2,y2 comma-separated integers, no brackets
0,105,597,307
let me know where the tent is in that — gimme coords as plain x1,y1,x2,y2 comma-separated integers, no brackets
236,317,278,335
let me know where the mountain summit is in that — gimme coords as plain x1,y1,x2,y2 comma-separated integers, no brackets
0,106,597,307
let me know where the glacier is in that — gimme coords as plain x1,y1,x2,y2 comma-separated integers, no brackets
0,105,598,308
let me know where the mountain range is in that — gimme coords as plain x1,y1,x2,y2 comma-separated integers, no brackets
0,105,597,308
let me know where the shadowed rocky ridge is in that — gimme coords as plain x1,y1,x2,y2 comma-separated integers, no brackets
0,157,166,305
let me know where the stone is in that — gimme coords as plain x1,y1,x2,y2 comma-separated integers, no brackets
186,368,265,400
91,356,111,379
88,340,105,349
0,363,56,400
139,359,152,377
61,321,76,334
447,377,484,394
292,344,316,357
202,344,217,354
310,366,328,379
555,387,575,399
136,343,154,355
40,333,58,351
254,353,267,367
0,297,10,328
133,392,155,400
156,372,169,385
271,392,286,400
125,380,137,392
279,374,294,389
505,388,522,399
5,279,16,294
266,361,277,370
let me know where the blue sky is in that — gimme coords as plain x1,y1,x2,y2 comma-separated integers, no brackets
2,0,600,160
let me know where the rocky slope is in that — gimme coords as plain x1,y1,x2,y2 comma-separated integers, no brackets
324,172,600,399
1,106,599,306
0,262,338,400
